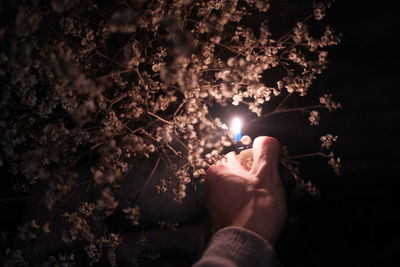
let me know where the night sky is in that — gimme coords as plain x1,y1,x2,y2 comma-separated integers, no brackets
274,1,400,267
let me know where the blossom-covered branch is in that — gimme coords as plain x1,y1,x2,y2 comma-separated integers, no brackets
0,0,341,265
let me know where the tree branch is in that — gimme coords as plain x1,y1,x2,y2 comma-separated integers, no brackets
148,112,173,125
250,104,323,123
283,151,330,161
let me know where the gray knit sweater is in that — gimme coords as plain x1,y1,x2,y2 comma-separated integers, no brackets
193,226,283,267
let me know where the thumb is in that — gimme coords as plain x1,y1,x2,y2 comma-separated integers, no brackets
250,136,280,177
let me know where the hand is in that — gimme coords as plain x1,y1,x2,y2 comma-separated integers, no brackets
204,136,287,245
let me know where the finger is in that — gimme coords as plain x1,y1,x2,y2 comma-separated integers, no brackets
215,151,235,165
205,151,242,184
206,151,240,175
250,136,280,175
225,151,237,162
225,151,242,168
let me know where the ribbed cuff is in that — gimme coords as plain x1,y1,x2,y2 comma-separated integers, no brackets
193,226,283,267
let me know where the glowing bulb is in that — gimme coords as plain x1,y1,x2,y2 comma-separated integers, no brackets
231,117,242,142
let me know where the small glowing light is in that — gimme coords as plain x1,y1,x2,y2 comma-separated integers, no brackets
231,117,242,142
231,118,241,134
240,135,252,146
221,123,228,130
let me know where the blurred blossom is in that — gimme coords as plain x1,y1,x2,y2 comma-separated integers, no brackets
313,2,327,21
123,206,141,225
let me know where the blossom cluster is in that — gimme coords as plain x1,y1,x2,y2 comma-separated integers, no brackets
0,0,341,265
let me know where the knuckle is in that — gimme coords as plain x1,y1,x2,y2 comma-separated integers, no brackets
265,136,280,148
255,136,280,148
205,165,218,180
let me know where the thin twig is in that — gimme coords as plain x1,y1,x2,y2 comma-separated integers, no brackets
283,152,329,161
109,92,129,106
251,104,323,122
122,123,142,135
274,93,292,111
200,68,222,72
278,14,313,43
215,43,244,56
173,136,189,152
90,142,104,150
174,100,186,116
95,51,127,69
140,129,159,143
132,157,161,204
148,112,173,124
97,69,133,80
166,144,181,157
136,67,145,86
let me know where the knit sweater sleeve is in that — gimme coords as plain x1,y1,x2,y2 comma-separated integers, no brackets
193,226,283,267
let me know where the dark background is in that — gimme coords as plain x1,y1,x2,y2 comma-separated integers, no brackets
271,1,400,267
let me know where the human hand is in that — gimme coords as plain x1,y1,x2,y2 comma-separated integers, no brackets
204,136,287,245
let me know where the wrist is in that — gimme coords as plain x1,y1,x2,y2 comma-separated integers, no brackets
229,200,286,245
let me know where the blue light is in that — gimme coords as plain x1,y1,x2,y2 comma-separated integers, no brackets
234,131,242,142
